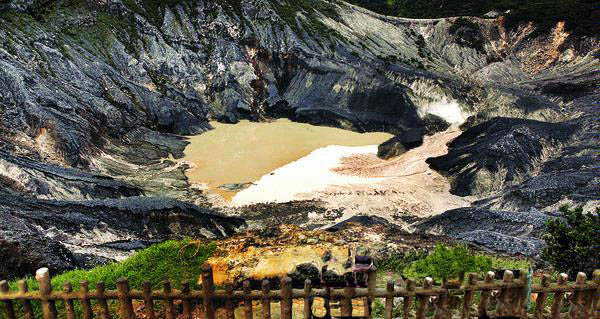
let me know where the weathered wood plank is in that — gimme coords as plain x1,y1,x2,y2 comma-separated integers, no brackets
182,283,193,319
36,268,58,319
18,280,34,319
163,281,176,319
280,277,293,319
143,281,156,319
116,278,135,319
97,281,111,319
535,275,550,319
0,280,16,319
551,273,568,319
202,265,216,319
384,281,394,319
244,280,253,319
478,271,495,318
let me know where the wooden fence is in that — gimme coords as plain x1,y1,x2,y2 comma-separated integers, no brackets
0,266,599,319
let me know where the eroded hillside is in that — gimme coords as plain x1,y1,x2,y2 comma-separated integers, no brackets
0,0,597,278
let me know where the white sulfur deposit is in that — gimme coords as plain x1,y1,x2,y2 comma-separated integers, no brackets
232,145,388,205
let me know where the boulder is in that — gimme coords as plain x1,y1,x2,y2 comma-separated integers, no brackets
377,127,423,159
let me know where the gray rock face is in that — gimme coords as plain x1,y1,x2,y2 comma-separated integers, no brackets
426,117,578,197
0,191,245,278
413,207,559,256
377,127,422,159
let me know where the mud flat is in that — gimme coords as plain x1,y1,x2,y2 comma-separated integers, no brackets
182,119,392,199
232,127,471,225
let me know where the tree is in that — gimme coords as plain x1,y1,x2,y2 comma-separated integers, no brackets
542,206,600,278
406,244,492,281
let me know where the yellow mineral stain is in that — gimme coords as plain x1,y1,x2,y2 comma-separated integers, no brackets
251,246,349,281
182,119,392,200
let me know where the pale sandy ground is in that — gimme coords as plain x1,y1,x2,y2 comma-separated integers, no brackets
229,126,471,226
305,126,472,226
231,145,388,205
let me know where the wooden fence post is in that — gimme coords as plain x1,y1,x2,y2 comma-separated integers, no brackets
364,267,377,319
478,271,495,318
384,281,394,319
592,270,600,319
18,280,34,319
434,279,450,319
341,283,354,318
551,273,568,319
461,273,476,319
497,270,514,316
403,279,415,319
568,272,587,319
244,280,253,319
164,281,176,319
116,278,135,319
182,282,193,319
62,282,75,319
225,284,235,319
97,281,111,319
202,264,216,319
80,281,94,319
535,275,550,319
262,280,272,319
416,277,433,319
36,268,58,319
280,276,293,319
0,280,15,319
518,268,529,318
303,279,311,319
142,281,156,319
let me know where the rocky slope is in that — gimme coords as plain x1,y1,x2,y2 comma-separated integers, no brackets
0,0,597,276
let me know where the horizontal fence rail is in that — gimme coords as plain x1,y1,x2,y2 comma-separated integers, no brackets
0,266,599,319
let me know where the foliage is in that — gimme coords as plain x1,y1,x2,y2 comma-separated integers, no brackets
344,0,599,37
404,244,492,281
377,249,428,274
542,206,600,278
9,240,216,292
487,255,531,271
271,0,345,44
449,17,479,35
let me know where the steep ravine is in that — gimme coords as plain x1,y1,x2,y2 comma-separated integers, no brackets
0,0,597,277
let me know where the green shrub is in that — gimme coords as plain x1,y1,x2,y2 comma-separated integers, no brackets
542,206,600,278
377,249,428,274
404,244,492,281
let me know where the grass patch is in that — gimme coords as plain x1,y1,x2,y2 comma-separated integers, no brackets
8,240,215,292
378,244,532,283
1,240,214,318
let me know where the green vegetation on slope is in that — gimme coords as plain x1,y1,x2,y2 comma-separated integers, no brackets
1,240,214,318
378,244,531,282
542,206,600,278
9,240,215,292
344,0,599,37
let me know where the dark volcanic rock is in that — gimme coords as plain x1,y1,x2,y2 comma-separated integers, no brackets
426,117,577,196
0,150,142,200
0,192,245,278
413,207,560,256
326,215,390,232
456,230,544,257
377,127,423,159
0,213,78,279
